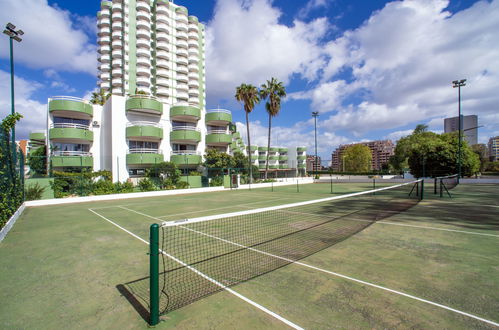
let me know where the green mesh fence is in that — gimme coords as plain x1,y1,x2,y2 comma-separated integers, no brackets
0,127,25,230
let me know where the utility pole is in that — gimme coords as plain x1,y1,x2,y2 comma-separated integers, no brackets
312,111,319,176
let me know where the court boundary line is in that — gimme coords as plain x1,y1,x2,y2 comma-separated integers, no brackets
87,208,303,330
116,206,499,327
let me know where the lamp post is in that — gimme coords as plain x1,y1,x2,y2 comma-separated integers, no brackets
452,79,466,183
312,111,319,176
3,23,24,165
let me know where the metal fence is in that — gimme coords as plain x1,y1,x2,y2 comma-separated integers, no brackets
0,127,25,230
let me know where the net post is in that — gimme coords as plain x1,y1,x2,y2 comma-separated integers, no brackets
420,179,424,200
372,178,376,196
149,223,160,326
434,178,437,194
296,179,299,193
271,181,274,192
440,180,443,198
330,175,333,194
416,179,419,197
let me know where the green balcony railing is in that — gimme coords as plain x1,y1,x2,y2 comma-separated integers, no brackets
206,132,232,144
297,156,306,161
279,148,288,153
126,95,163,115
170,154,202,166
269,147,278,153
170,128,201,142
258,146,268,151
49,97,93,118
126,124,163,139
205,110,232,124
170,104,200,120
279,165,289,169
297,147,307,152
49,127,93,142
126,152,164,165
268,156,279,160
29,132,46,141
279,156,288,161
51,155,93,168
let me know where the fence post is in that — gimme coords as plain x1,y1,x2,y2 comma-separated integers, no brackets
330,174,333,194
149,223,160,326
296,179,299,193
421,179,424,200
373,178,376,195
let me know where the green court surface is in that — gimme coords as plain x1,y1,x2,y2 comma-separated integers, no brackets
0,182,498,329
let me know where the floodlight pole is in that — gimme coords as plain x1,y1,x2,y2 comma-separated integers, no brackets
452,79,466,183
3,23,23,166
312,111,319,176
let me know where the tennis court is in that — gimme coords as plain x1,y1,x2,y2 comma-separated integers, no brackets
1,182,498,329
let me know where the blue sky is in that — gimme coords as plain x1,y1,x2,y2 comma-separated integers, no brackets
1,0,498,161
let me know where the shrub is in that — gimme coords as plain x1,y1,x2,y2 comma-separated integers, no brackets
114,181,134,193
25,183,46,201
189,171,202,176
176,181,189,189
209,176,224,187
138,178,156,192
92,179,115,195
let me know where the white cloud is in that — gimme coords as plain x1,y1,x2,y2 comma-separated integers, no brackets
0,70,46,140
299,0,499,135
0,0,97,75
385,129,413,142
205,0,329,102
298,0,329,19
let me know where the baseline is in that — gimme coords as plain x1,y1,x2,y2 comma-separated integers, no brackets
87,208,303,329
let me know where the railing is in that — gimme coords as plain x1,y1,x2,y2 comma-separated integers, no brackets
207,129,228,134
50,123,90,130
50,96,88,103
173,101,200,108
172,126,199,131
207,108,231,114
52,151,92,157
171,150,201,155
127,94,158,101
126,121,161,128
128,148,162,154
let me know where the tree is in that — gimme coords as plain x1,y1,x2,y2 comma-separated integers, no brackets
146,161,181,189
235,83,260,183
27,145,47,175
413,124,428,134
471,144,488,172
90,88,110,105
260,77,286,179
203,148,236,177
343,144,372,173
391,126,480,178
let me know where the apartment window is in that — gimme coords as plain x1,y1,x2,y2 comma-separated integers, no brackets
53,117,90,126
128,141,159,149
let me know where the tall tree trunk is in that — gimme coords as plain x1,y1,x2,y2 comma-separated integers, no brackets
265,114,272,179
245,111,252,183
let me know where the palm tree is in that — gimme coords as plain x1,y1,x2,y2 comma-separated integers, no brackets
90,88,110,105
259,77,286,179
235,83,260,183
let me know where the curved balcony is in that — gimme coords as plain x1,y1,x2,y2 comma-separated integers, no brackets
156,77,169,87
136,47,151,58
157,67,169,77
188,31,199,40
136,28,151,40
99,63,111,71
49,124,93,142
156,22,169,32
279,148,288,153
112,21,123,30
126,122,163,140
176,39,188,49
187,38,199,48
136,76,151,87
175,6,188,16
258,155,268,161
29,131,46,142
297,147,307,152
269,147,278,153
258,146,267,152
279,155,288,161
176,83,188,91
156,59,169,69
268,156,279,161
136,65,151,76
176,47,188,57
206,130,231,145
188,63,199,72
136,38,150,49
188,88,199,97
156,31,169,42
136,56,151,67
51,152,93,168
111,39,122,48
188,16,199,23
126,95,163,115
156,50,170,59
111,68,122,77
188,47,199,57
98,35,111,44
99,72,110,81
176,65,189,74
170,126,201,143
99,45,111,54
136,1,150,12
112,50,123,59
112,2,122,11
170,104,200,121
298,164,306,169
112,30,122,39
189,97,199,106
100,9,110,19
156,4,169,16
49,97,93,119
156,88,170,98
137,20,151,31
176,30,188,39
176,90,189,100
100,81,110,89
176,56,188,66
258,164,266,169
126,149,164,165
170,152,202,167
174,73,187,83
297,155,306,161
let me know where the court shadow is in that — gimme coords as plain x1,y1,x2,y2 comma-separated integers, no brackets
116,283,150,324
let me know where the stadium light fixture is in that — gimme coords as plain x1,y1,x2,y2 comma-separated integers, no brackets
452,79,466,183
3,22,23,164
312,111,319,175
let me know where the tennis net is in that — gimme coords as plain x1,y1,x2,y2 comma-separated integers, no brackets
434,174,458,197
148,180,422,324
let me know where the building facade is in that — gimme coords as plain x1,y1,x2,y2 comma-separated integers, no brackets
331,140,394,171
306,155,321,172
489,136,499,161
444,115,478,145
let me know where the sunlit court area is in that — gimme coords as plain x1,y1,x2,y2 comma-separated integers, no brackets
1,181,498,329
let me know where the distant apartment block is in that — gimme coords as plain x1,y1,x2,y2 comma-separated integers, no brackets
444,115,478,145
489,136,499,161
331,140,395,171
306,155,321,171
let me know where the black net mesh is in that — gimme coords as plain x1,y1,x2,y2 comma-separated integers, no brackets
155,181,421,314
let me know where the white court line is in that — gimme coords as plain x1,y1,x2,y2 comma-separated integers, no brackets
88,208,303,330
155,198,291,219
118,206,499,327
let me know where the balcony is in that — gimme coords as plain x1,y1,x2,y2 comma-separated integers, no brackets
258,165,266,169
206,130,231,145
156,31,168,42
156,50,170,59
189,96,199,106
137,20,151,31
258,156,267,161
176,30,188,40
176,90,189,100
136,1,150,12
136,56,151,67
188,63,199,72
176,56,188,66
51,151,93,168
188,88,199,97
279,155,288,161
157,67,169,77
156,3,169,15
268,156,279,161
170,126,201,143
269,147,278,153
156,88,169,98
188,31,199,40
176,22,188,32
29,131,46,141
156,22,169,32
298,164,306,169
125,95,163,115
137,28,151,40
136,76,151,87
156,77,169,87
188,47,199,57
176,47,188,57
126,122,163,140
49,97,93,119
126,149,164,165
49,123,93,142
176,83,188,91
297,147,307,152
136,65,151,76
112,78,123,87
297,155,306,161
279,147,288,153
176,39,188,49
170,152,202,167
